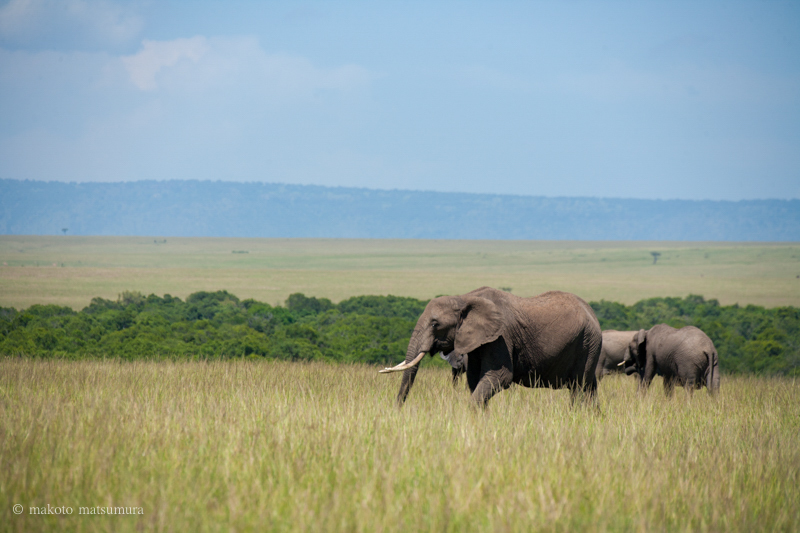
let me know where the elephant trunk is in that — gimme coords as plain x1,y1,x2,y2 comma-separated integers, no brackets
392,328,434,407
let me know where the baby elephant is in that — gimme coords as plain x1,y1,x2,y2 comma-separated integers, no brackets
440,351,468,387
595,330,640,381
624,324,720,396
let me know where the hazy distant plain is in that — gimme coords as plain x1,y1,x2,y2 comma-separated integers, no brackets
1,236,798,310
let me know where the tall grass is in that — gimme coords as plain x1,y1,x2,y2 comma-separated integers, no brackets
1,359,798,532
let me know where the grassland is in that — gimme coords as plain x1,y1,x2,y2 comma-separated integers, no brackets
1,359,798,532
2,236,799,310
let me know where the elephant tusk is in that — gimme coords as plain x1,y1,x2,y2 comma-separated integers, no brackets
617,361,626,367
379,351,426,373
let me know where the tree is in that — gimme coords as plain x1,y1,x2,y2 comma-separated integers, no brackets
61,228,68,235
651,251,661,265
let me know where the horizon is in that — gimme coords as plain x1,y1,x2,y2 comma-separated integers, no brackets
3,177,799,203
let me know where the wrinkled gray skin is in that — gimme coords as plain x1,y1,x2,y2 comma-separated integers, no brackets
623,324,720,396
441,351,468,387
596,330,640,381
394,287,602,408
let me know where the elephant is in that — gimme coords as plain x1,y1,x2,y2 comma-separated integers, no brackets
440,351,468,387
379,287,602,408
595,330,640,381
622,324,720,396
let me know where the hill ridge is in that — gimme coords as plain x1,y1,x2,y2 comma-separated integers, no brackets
1,179,798,240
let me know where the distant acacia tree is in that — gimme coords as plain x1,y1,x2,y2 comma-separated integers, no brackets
61,228,68,235
651,251,661,264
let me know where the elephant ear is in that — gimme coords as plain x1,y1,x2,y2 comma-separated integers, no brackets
454,296,502,355
635,329,647,367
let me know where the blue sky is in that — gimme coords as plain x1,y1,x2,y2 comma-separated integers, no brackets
0,1,797,200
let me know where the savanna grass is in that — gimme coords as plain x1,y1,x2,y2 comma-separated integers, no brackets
1,359,798,532
2,236,799,309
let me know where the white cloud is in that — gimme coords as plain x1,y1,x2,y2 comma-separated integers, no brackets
0,0,46,38
122,36,209,91
0,0,142,50
120,35,371,97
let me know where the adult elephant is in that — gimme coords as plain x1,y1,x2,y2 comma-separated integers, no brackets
595,330,640,381
623,324,720,396
379,287,602,408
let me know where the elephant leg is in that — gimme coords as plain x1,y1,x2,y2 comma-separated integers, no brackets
663,376,676,398
469,341,513,408
569,371,599,403
569,383,581,404
470,369,512,408
707,350,720,395
587,374,599,404
569,379,590,403
466,356,482,394
684,376,696,398
564,330,601,409
568,377,600,414
640,359,658,395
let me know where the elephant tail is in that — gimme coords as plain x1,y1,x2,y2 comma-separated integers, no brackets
706,347,720,395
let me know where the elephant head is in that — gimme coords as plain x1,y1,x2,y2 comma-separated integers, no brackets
622,329,647,375
379,293,502,406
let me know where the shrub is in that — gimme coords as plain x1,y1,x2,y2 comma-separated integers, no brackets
0,292,796,375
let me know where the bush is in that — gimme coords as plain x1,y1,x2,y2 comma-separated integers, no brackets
0,292,797,375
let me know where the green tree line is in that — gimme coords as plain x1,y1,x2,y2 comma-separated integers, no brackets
0,291,797,375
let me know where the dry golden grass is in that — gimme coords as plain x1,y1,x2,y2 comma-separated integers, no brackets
1,359,798,532
2,236,799,309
